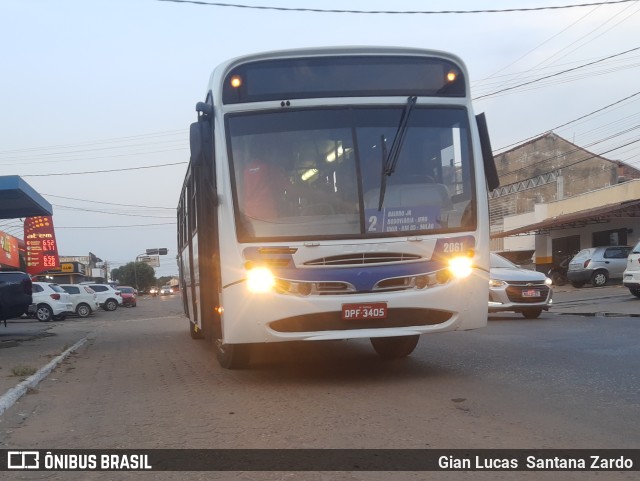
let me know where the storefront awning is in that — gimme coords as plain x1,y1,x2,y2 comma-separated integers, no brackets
0,176,52,219
491,199,640,238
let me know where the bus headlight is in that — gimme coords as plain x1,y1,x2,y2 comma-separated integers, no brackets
246,266,275,293
448,256,474,279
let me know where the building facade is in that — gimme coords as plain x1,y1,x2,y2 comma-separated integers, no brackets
489,132,640,270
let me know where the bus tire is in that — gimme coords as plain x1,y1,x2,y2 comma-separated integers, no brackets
189,321,204,339
370,335,419,359
215,341,251,369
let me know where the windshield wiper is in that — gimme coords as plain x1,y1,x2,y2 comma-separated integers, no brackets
377,95,417,211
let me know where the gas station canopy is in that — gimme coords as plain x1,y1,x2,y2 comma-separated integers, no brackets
0,176,52,219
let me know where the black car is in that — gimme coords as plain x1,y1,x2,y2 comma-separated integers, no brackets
0,271,35,324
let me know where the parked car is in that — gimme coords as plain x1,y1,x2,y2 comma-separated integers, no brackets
567,245,631,288
160,285,172,296
59,284,100,318
0,271,35,324
79,282,123,311
622,240,640,298
31,282,73,322
118,286,137,307
489,253,553,319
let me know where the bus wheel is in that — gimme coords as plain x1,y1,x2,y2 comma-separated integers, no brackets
189,321,204,339
370,335,419,359
215,341,251,369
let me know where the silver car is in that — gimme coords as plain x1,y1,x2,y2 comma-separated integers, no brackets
489,253,553,319
567,245,631,288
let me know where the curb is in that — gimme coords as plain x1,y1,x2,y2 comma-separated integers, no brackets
0,336,88,416
556,311,640,318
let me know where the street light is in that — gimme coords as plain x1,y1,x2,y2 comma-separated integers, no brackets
134,248,168,291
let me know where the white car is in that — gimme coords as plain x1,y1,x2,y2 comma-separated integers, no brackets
59,284,100,317
31,282,73,322
80,283,123,311
622,240,640,298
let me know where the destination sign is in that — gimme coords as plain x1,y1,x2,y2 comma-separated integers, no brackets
365,206,441,233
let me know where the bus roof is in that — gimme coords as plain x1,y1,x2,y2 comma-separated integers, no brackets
206,46,469,105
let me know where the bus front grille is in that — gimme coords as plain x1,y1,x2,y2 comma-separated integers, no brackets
304,253,421,266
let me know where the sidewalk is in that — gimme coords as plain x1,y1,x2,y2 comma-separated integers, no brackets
0,316,98,398
551,283,640,317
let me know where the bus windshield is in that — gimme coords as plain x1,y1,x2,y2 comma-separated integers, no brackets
228,106,475,241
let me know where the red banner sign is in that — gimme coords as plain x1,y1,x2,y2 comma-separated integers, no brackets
0,230,20,268
24,216,60,275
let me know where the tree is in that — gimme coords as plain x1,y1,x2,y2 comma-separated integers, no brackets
111,262,156,291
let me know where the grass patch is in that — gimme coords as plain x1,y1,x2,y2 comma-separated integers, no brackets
11,365,37,377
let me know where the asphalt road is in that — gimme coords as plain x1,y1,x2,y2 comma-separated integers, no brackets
0,290,638,480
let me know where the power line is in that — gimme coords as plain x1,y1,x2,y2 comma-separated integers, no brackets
558,136,640,169
0,130,185,155
529,1,640,69
52,204,175,219
42,193,174,210
494,89,640,152
55,222,176,229
0,139,185,161
156,0,639,15
486,1,638,93
476,3,603,84
473,53,640,90
21,161,188,177
472,57,640,99
474,45,640,100
0,147,187,167
499,126,640,178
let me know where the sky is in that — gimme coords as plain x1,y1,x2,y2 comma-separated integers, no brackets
1,0,639,277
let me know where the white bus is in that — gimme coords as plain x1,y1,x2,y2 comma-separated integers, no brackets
178,47,499,369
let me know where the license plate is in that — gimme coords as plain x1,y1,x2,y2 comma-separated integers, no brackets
522,289,541,298
342,302,387,320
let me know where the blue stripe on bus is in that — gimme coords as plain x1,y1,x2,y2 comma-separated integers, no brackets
273,261,442,292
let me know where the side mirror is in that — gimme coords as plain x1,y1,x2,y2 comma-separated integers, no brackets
190,114,212,166
476,113,500,192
